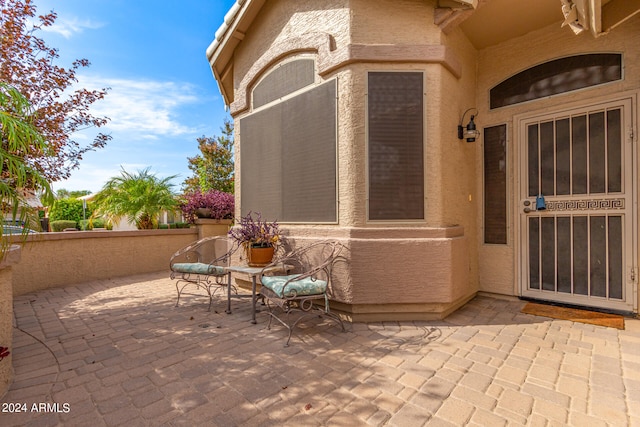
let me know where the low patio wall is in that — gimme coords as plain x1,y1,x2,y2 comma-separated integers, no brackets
10,229,198,296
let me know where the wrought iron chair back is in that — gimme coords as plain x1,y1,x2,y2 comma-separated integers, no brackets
259,239,347,346
170,236,238,311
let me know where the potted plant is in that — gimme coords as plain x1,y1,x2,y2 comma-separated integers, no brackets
179,190,234,223
228,212,280,266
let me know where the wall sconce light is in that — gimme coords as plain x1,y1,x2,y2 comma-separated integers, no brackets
458,108,480,142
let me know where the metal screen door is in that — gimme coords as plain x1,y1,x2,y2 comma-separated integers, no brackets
519,98,636,312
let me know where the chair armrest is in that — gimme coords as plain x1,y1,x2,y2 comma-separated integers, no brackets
170,237,237,271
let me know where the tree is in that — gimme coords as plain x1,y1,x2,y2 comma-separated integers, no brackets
0,0,110,182
48,198,91,224
92,167,177,230
0,81,53,253
183,119,234,193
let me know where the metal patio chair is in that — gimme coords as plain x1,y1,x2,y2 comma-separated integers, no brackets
259,240,347,346
170,236,237,311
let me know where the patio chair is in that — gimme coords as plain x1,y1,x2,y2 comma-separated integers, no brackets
259,240,347,346
170,236,237,311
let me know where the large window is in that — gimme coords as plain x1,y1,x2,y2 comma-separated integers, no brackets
367,72,424,220
240,72,337,223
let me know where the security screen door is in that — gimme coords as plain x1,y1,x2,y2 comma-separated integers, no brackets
519,98,636,312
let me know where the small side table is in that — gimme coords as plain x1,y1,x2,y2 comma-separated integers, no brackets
224,264,291,323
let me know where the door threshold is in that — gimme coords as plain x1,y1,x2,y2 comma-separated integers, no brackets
518,296,635,317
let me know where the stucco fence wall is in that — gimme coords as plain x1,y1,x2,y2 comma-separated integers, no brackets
10,229,195,296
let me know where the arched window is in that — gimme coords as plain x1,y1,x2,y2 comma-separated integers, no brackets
490,53,622,109
252,58,315,108
240,57,337,223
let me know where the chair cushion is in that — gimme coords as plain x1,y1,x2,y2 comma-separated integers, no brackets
172,263,225,275
261,274,327,298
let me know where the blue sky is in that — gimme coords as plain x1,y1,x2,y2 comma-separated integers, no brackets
33,0,237,193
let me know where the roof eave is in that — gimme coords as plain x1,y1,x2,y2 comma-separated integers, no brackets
206,0,265,107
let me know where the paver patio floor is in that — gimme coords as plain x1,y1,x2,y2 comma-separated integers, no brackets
1,271,639,426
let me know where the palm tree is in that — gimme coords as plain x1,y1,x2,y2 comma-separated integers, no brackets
92,167,177,230
0,82,54,255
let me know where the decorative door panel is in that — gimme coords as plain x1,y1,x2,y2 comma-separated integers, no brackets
519,99,635,312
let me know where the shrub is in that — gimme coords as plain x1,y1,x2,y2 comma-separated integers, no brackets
49,198,93,224
92,218,106,228
78,218,105,230
179,190,234,223
51,220,77,232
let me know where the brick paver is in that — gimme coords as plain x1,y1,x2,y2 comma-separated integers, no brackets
1,271,639,426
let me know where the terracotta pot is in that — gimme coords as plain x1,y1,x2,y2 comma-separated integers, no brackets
248,245,275,267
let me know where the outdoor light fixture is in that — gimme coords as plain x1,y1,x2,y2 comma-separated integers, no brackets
458,108,480,142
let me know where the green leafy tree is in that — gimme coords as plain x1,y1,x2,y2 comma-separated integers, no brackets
183,119,234,193
92,167,177,230
0,82,53,253
48,198,92,224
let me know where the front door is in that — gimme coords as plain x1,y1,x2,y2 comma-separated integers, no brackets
519,97,636,312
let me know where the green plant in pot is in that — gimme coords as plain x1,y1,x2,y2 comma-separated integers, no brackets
228,212,280,267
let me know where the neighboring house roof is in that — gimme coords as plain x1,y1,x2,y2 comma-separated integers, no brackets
207,0,639,106
77,193,96,202
24,194,42,209
15,189,43,209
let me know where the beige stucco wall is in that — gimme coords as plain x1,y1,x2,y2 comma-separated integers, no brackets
227,0,480,319
350,0,439,45
475,15,640,304
10,229,197,296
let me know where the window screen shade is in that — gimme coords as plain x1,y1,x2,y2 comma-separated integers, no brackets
368,72,424,220
240,80,337,222
253,59,315,108
484,124,507,244
490,54,622,109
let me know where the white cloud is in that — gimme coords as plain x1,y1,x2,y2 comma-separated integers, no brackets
52,165,118,194
55,75,206,192
78,76,200,139
41,17,104,39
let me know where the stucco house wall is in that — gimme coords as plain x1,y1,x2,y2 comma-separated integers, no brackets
219,0,479,320
210,0,640,318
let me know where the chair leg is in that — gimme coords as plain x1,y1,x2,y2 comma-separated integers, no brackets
321,309,346,333
175,280,192,307
173,275,230,311
262,297,344,347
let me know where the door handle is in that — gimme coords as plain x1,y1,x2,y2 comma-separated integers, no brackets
523,207,532,213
